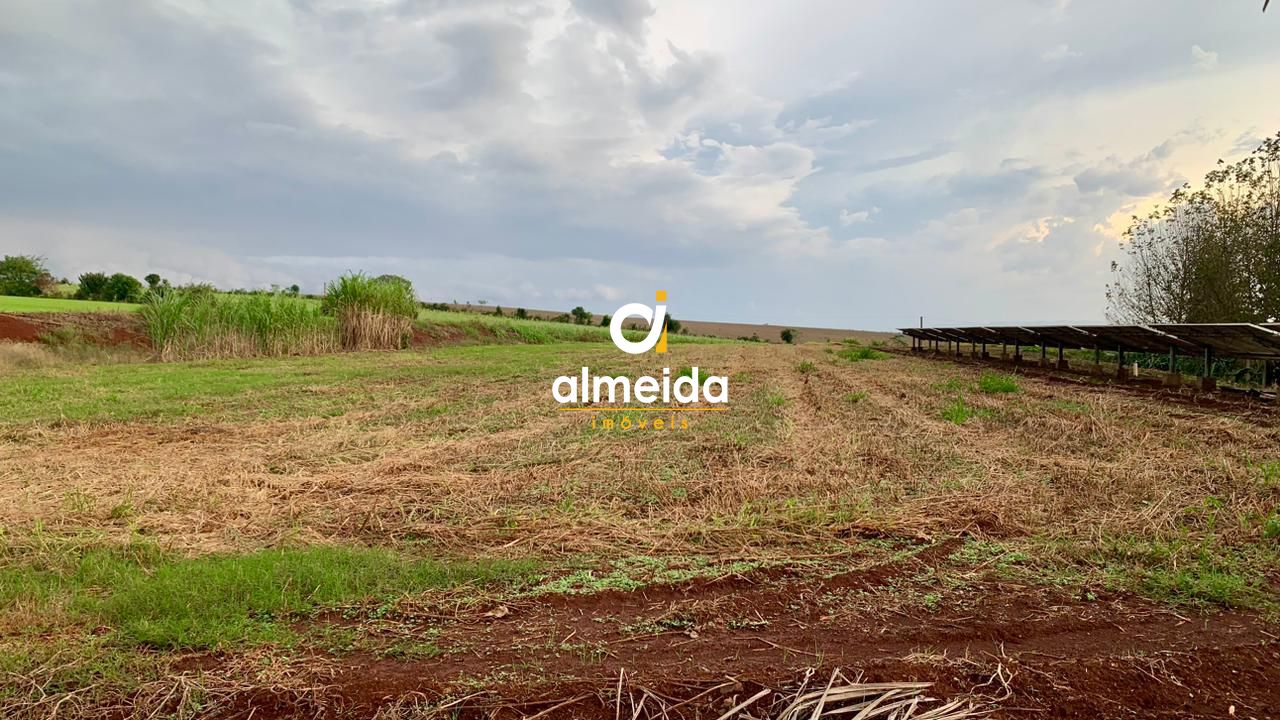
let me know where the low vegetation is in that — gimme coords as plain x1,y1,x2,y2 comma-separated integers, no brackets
322,273,418,350
141,289,338,360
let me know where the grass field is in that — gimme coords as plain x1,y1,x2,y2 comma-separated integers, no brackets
0,295,140,313
2,340,1279,718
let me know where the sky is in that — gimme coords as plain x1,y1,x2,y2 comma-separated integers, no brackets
2,0,1278,330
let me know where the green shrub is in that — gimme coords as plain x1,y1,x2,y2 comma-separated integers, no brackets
796,360,816,374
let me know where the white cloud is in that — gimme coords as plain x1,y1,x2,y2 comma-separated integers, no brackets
2,0,1279,328
1041,44,1081,62
1191,44,1219,70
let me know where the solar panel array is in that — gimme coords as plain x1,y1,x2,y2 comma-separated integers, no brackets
899,323,1280,360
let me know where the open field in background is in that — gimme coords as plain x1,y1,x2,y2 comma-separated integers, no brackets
2,339,1279,718
0,296,140,313
440,302,899,344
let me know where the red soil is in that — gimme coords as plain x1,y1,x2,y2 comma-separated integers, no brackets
188,542,1279,720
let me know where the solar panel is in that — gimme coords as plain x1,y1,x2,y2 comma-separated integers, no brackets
1020,325,1096,350
906,323,1280,360
1072,325,1197,354
1152,324,1280,359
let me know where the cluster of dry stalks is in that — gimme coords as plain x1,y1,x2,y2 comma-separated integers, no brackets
338,309,412,351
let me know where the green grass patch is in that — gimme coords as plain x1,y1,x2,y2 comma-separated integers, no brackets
1,544,540,649
844,390,868,404
0,295,139,313
977,372,1020,393
939,397,991,425
0,344,604,424
796,360,817,374
836,346,888,362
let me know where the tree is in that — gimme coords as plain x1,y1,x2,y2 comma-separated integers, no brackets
36,272,58,296
104,273,144,302
144,273,163,290
599,314,611,327
76,272,109,300
288,284,301,296
1107,132,1280,323
781,328,796,344
0,255,48,297
515,308,529,319
570,306,592,325
665,316,682,334
493,306,504,317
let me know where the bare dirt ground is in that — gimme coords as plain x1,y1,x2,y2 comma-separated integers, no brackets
0,311,148,347
2,342,1278,719
189,548,1280,720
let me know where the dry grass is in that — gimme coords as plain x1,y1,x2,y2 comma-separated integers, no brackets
338,309,412,350
0,342,58,371
2,343,1276,560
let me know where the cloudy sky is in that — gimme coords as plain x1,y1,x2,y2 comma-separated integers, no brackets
3,0,1278,330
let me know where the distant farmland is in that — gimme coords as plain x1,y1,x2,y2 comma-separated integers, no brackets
440,303,899,344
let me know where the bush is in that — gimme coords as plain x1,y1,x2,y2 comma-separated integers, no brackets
780,328,796,344
0,255,48,297
76,272,109,300
104,273,144,302
570,306,592,325
322,273,418,350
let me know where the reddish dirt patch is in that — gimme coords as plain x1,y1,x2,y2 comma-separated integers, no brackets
0,312,149,348
0,314,43,342
185,546,1280,720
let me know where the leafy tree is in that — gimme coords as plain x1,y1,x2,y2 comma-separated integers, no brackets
1108,132,1280,323
144,273,163,290
570,306,592,325
76,272,110,300
781,328,796,344
515,308,529,319
104,273,144,302
0,255,48,297
665,316,682,334
493,306,504,317
600,314,611,327
288,284,301,296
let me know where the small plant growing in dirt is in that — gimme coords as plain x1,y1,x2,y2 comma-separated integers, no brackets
940,397,991,425
844,390,868,403
978,372,1020,393
796,360,816,374
837,346,887,362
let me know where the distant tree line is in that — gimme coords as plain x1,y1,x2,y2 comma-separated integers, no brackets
1107,132,1280,323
